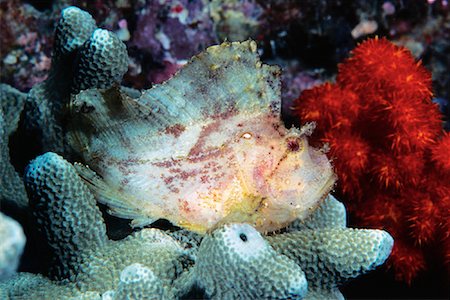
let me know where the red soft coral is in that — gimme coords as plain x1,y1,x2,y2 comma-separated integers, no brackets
337,37,432,103
322,130,371,199
430,132,450,174
291,83,360,136
407,192,440,245
292,37,448,283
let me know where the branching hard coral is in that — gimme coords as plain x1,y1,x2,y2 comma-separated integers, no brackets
0,85,28,208
0,6,128,209
194,223,308,299
286,194,347,231
292,37,449,283
268,229,393,292
20,6,128,154
24,151,108,280
105,263,166,300
0,84,27,137
0,152,392,300
71,28,128,93
0,152,194,299
189,194,392,300
269,195,393,300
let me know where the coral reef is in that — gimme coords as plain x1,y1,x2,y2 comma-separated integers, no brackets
3,1,448,103
292,37,449,283
195,223,308,299
0,6,396,298
0,212,26,280
1,152,392,299
2,152,193,299
0,1,54,91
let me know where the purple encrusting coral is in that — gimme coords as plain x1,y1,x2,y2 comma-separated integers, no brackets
132,0,216,60
129,0,217,85
0,1,54,90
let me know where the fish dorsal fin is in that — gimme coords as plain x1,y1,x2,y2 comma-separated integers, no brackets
68,40,281,160
139,40,281,123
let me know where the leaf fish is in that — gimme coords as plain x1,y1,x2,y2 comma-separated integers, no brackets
68,40,336,234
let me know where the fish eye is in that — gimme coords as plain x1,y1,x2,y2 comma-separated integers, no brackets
287,138,301,152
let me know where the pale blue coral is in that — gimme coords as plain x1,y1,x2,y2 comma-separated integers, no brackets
0,212,26,281
194,223,308,299
0,152,393,299
21,5,128,154
0,85,28,208
0,5,128,209
2,152,193,299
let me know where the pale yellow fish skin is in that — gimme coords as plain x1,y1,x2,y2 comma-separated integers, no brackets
68,40,336,234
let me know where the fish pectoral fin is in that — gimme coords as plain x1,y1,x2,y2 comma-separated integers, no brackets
129,217,158,228
74,162,155,227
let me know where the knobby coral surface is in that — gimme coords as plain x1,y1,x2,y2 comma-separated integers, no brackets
0,5,129,210
21,5,128,156
0,84,28,208
1,152,393,299
2,152,194,299
292,37,449,283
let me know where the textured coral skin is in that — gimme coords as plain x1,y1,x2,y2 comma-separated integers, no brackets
24,152,108,279
2,152,193,299
195,223,308,299
292,37,449,283
0,85,28,208
21,6,128,155
0,6,129,210
1,152,393,300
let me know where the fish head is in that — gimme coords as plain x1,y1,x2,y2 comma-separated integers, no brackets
261,125,336,224
220,114,335,232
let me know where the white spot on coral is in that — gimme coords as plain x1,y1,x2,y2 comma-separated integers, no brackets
120,263,156,284
222,223,268,261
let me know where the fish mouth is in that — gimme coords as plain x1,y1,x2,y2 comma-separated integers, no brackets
208,194,268,233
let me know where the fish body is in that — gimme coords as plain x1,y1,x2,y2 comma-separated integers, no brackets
68,41,335,233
